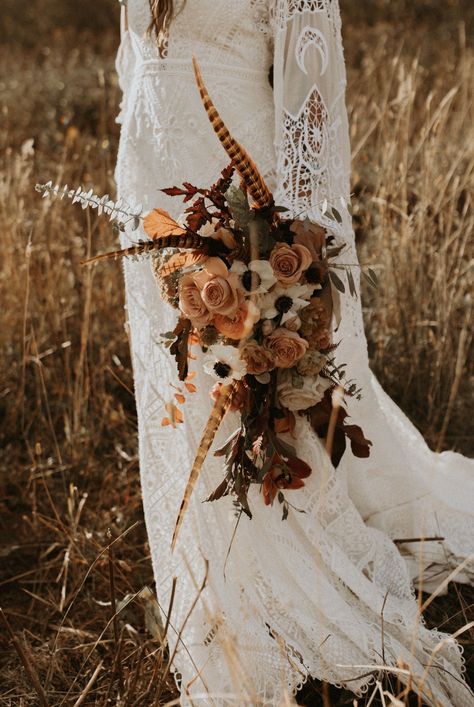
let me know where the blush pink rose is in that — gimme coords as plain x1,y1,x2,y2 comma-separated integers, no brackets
193,257,241,318
269,242,312,286
178,274,212,329
240,339,275,375
264,327,308,368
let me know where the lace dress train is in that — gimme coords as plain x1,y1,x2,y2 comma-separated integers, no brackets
114,1,474,703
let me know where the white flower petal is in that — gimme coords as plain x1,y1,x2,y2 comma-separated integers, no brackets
230,260,247,274
203,343,247,382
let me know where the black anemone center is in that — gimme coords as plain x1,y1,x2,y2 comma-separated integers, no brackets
242,270,261,292
214,362,231,378
275,295,293,314
306,265,321,284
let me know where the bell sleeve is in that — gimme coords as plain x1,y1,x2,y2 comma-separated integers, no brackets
115,5,136,125
272,0,351,224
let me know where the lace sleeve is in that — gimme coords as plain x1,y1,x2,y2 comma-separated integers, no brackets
115,5,136,125
272,0,351,222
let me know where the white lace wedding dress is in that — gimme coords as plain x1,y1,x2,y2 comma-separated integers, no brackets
114,1,474,704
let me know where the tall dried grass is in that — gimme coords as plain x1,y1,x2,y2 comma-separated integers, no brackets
0,3,472,706
348,22,473,452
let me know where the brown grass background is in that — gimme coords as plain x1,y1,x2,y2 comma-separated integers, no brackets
0,0,472,704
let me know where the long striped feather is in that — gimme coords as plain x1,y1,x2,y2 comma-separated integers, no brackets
81,233,208,266
192,57,273,210
171,382,237,551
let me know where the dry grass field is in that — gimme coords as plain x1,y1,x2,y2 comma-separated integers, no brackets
0,1,473,704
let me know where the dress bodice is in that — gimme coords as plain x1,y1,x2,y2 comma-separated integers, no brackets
116,0,278,215
126,0,273,73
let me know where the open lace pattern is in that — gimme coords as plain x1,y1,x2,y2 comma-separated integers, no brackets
114,1,474,704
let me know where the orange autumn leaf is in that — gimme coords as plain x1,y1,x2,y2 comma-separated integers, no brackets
186,371,197,381
175,393,186,404
143,208,186,239
161,417,170,427
159,250,207,277
185,383,197,393
164,402,184,428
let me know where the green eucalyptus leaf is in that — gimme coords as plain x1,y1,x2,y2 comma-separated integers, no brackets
329,269,346,294
347,268,357,297
225,185,252,229
331,207,343,224
368,267,379,286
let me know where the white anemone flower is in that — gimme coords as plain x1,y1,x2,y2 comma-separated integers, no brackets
259,283,315,324
231,259,276,294
203,344,247,384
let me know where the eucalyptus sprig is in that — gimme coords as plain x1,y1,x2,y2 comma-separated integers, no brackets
35,181,143,232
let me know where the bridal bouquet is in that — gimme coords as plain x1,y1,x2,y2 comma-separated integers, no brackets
37,59,371,547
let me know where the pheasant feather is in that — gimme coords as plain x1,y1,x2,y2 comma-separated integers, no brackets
192,57,274,211
81,233,209,266
171,382,237,551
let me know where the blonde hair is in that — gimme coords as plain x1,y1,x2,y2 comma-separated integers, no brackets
148,0,186,57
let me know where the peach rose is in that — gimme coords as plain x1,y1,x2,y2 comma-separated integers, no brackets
269,242,312,286
240,339,275,375
178,274,212,329
277,369,331,411
264,327,308,368
193,257,241,318
214,300,260,341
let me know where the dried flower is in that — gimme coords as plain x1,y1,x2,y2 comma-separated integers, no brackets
151,256,179,306
199,325,219,348
299,297,330,341
296,349,327,377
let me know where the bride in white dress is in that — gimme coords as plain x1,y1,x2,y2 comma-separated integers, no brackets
114,1,474,704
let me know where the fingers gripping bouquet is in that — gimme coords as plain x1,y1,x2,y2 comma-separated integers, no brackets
38,59,372,549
